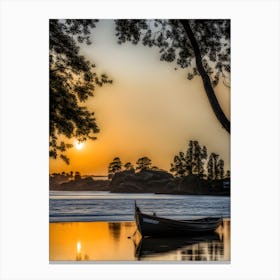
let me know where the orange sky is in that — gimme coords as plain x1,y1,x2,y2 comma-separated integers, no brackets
49,20,230,176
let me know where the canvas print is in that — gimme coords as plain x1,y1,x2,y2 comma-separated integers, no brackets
49,19,230,262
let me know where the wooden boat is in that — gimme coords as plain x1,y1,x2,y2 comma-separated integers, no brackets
134,201,223,237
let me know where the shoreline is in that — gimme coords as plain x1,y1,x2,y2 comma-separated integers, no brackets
50,172,230,196
50,189,230,196
49,217,231,224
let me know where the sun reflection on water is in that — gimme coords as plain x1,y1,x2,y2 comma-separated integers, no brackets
50,220,230,261
76,241,82,261
77,241,81,253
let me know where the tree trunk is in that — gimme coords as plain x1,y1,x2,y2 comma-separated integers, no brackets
179,20,230,133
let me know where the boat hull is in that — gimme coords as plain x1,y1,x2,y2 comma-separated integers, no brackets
135,204,222,237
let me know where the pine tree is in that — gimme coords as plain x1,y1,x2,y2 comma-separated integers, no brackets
212,153,219,180
201,146,208,178
185,140,194,175
225,170,230,179
108,157,122,179
136,157,152,171
207,153,214,180
170,140,208,178
218,159,224,179
124,162,134,171
170,152,186,177
193,141,201,175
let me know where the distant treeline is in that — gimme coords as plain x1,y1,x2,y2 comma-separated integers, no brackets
107,140,230,180
51,140,230,181
50,171,82,181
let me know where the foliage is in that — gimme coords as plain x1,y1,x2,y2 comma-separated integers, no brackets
218,159,225,179
74,171,81,180
170,140,207,178
170,152,186,177
225,170,230,179
185,141,194,175
213,153,219,180
108,157,122,179
49,19,112,163
207,153,225,180
124,162,134,171
193,142,208,177
115,19,230,86
207,153,214,180
114,19,230,132
136,157,152,171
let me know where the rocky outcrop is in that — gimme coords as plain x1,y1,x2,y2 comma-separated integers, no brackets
110,169,177,193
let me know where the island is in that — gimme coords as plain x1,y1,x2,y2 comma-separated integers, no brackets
50,168,230,196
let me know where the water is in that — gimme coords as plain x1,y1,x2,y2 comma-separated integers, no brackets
49,191,230,261
50,220,230,261
49,191,230,222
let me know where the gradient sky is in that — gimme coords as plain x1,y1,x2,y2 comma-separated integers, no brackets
49,20,230,176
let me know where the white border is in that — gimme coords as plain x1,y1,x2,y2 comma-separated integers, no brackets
1,0,279,279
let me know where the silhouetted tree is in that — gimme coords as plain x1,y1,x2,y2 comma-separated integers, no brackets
124,162,134,171
49,19,112,163
201,146,208,178
225,170,230,179
207,153,223,180
193,141,208,177
212,153,219,180
218,159,224,179
185,140,194,175
186,140,207,176
74,171,81,180
207,153,214,180
108,157,122,179
136,157,152,171
170,152,186,177
115,19,230,133
171,140,207,177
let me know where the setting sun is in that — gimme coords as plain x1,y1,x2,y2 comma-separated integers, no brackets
49,18,232,264
74,140,84,150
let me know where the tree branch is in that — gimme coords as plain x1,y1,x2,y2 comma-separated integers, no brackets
179,20,230,133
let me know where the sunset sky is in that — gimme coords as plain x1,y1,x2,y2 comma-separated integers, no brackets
49,19,230,176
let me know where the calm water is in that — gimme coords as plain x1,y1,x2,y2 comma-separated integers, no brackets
49,191,230,262
49,220,230,261
50,191,230,222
